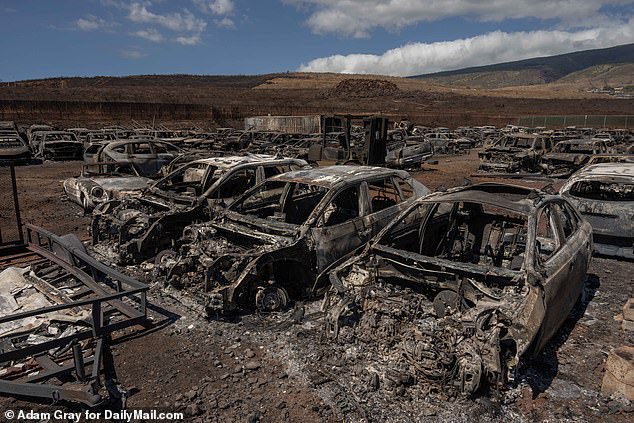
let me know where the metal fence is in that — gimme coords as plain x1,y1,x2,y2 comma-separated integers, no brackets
0,164,24,249
517,115,632,129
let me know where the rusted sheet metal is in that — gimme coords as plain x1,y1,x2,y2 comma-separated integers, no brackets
324,183,591,395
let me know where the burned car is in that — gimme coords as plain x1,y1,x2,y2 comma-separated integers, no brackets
325,183,591,395
479,134,552,172
30,131,83,160
160,166,429,314
385,137,433,169
63,163,151,211
560,163,633,259
0,131,30,164
95,139,185,178
92,156,308,263
540,139,609,177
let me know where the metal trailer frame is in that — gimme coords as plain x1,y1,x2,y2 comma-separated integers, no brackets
0,224,148,406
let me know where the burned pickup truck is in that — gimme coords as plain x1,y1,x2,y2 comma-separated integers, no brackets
325,183,591,395
479,134,552,173
560,163,633,259
91,156,307,263
159,166,429,313
540,138,609,177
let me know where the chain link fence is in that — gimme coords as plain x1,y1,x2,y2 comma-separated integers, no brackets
0,164,24,248
517,115,631,129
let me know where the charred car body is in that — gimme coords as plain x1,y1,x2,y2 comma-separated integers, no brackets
92,156,307,263
385,136,433,169
92,139,184,178
30,131,83,160
560,163,634,259
479,134,552,173
540,139,609,177
0,122,30,164
160,166,429,314
63,163,151,211
325,183,591,395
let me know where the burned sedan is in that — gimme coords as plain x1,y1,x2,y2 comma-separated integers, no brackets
63,163,151,211
560,163,634,259
92,156,307,263
479,134,552,173
325,183,591,395
540,138,608,177
96,139,185,178
161,166,429,313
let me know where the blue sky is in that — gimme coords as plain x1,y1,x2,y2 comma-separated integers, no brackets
1,0,633,81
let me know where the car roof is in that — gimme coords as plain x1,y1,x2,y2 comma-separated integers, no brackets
191,154,305,169
270,165,409,188
418,183,550,215
557,138,601,144
571,163,634,179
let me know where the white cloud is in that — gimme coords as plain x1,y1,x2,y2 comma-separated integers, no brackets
121,2,208,45
175,33,202,45
285,0,634,37
133,28,163,42
214,17,235,29
76,15,110,31
127,3,207,32
298,19,634,76
119,47,147,59
193,0,237,28
209,0,234,15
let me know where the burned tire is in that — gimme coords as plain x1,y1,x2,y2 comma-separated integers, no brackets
255,285,289,312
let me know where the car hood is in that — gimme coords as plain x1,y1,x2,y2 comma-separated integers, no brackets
87,176,150,192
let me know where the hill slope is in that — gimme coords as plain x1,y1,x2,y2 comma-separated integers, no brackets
411,43,634,88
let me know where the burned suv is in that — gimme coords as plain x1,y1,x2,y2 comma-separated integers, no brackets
479,134,552,172
325,183,591,395
91,155,307,263
159,166,429,313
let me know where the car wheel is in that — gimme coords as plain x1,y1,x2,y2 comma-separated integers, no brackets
255,284,289,312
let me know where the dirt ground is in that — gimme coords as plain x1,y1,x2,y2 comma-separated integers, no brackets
1,152,633,422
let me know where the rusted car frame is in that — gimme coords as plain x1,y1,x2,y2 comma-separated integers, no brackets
325,183,591,395
479,134,552,173
540,138,609,177
31,131,83,161
160,166,429,314
91,156,308,263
